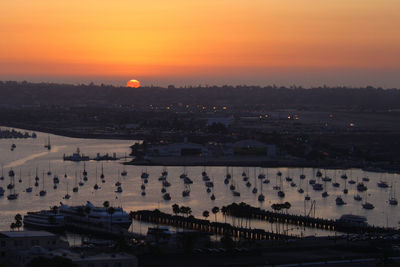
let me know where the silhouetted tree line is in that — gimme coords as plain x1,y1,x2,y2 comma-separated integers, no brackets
1,81,400,110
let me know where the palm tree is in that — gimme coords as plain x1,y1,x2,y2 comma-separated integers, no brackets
15,213,22,222
202,210,209,220
129,211,135,232
10,222,16,231
15,220,22,231
211,206,219,223
186,207,192,217
108,207,115,228
103,200,110,209
51,205,59,214
14,214,22,231
172,204,180,216
179,206,187,217
221,206,227,223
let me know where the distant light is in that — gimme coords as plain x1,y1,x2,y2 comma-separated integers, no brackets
349,123,355,127
126,79,141,88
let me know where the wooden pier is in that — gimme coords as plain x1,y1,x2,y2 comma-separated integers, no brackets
131,210,297,241
224,202,399,234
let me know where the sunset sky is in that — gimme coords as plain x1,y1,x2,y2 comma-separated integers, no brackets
0,0,399,87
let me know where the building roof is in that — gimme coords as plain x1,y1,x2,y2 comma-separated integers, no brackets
153,142,205,149
0,230,56,238
233,139,268,148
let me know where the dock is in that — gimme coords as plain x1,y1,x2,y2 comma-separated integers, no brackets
224,202,399,234
131,209,297,241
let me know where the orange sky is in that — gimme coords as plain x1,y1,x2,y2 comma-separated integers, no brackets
0,0,399,87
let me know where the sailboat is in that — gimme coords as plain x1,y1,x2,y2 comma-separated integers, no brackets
0,164,4,180
162,167,168,177
39,172,47,196
26,172,32,192
304,178,311,200
83,162,88,177
322,179,329,198
210,189,216,201
7,169,15,190
47,161,52,176
335,196,346,205
201,166,207,177
141,168,149,179
362,193,374,209
78,174,84,186
100,163,105,179
18,169,22,183
300,168,306,180
226,166,232,179
182,184,190,197
389,182,398,205
64,182,71,199
44,135,51,150
343,180,348,194
332,170,340,187
263,168,270,184
34,167,39,187
277,173,285,198
7,173,18,200
229,179,236,191
115,171,122,193
252,168,258,194
258,176,265,202
72,171,78,192
121,165,127,176
94,167,99,190
232,174,240,196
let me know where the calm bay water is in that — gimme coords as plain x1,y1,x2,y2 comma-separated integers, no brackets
0,127,399,237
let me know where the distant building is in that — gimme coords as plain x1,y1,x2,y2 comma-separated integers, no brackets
124,123,140,129
0,230,138,267
0,230,68,266
206,117,234,127
149,138,208,157
232,140,277,157
13,247,138,267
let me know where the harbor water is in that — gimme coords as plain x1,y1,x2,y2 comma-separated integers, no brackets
0,127,399,237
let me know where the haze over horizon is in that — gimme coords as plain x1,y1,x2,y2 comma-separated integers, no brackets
1,0,399,88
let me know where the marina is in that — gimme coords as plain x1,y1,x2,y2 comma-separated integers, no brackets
0,127,399,238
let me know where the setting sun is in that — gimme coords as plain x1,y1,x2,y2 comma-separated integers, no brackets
127,79,141,88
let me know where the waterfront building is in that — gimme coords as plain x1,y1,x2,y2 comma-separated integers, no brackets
0,230,68,265
0,230,138,267
232,140,277,157
149,138,208,157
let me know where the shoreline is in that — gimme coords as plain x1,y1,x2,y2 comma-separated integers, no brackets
0,123,141,141
2,123,399,173
125,156,399,174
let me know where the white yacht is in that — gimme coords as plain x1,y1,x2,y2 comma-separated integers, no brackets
23,210,65,229
59,201,131,228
